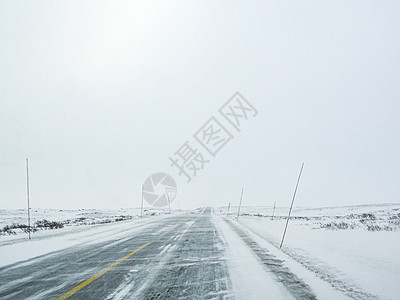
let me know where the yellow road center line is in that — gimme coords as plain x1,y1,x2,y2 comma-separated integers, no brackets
160,225,177,237
56,242,151,300
160,230,169,237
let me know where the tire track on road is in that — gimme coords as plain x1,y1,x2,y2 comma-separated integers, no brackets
234,219,378,300
225,218,317,300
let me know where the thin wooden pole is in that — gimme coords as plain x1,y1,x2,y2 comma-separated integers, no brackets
280,163,304,248
271,201,276,221
141,184,144,218
26,158,31,240
166,190,171,214
236,188,244,221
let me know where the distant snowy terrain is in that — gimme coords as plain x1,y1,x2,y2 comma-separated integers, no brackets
0,207,171,238
217,203,400,299
223,203,400,231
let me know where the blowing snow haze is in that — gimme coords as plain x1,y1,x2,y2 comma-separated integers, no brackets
1,1,399,209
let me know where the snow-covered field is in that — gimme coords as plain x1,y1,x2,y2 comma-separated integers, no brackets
217,203,400,299
0,207,172,238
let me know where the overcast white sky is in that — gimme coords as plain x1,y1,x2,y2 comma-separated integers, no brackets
1,1,399,210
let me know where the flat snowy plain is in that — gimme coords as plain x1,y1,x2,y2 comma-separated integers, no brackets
219,203,400,299
0,204,399,299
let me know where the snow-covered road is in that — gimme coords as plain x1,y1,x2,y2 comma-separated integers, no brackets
1,209,229,299
0,208,383,299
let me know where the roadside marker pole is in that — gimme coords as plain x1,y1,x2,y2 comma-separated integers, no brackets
26,158,31,240
271,201,276,221
166,190,171,214
227,202,231,216
236,188,244,221
141,184,144,218
280,163,304,248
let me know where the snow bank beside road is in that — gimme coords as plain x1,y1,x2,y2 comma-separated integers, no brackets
221,204,400,299
212,214,293,299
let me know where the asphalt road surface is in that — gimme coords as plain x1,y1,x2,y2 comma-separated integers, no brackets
0,208,231,299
